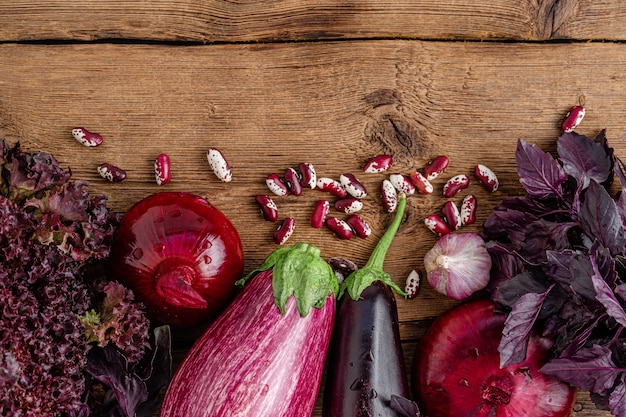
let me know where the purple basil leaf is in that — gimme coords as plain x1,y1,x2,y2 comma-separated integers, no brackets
570,253,600,303
557,132,612,190
544,250,575,287
519,219,575,264
617,191,626,233
560,314,605,358
390,395,421,417
499,286,554,367
590,255,626,328
609,377,626,417
617,283,626,303
540,344,622,393
589,242,617,288
485,241,526,293
483,207,537,249
85,345,149,417
579,179,625,255
515,138,568,199
494,271,550,309
615,156,626,189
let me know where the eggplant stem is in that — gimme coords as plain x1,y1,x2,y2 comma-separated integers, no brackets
340,193,407,300
363,193,407,271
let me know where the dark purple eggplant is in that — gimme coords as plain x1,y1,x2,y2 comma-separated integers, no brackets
324,193,415,417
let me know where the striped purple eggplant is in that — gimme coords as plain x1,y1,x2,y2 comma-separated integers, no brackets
161,242,338,417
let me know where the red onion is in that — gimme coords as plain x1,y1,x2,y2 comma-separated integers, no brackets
108,192,244,329
423,232,491,300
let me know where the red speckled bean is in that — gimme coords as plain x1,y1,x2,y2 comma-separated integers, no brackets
460,194,477,226
409,171,434,195
404,269,421,299
363,155,393,173
97,163,126,182
326,217,353,240
154,153,171,186
442,174,469,198
423,155,449,181
380,179,398,213
346,214,372,239
285,167,303,196
340,173,368,198
311,200,331,228
562,105,585,133
317,177,348,198
255,195,279,222
72,127,103,147
273,218,295,245
425,214,450,236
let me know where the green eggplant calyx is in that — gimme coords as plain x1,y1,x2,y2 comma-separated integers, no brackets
238,242,338,317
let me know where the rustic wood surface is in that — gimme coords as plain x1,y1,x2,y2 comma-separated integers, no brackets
1,2,624,416
2,0,626,42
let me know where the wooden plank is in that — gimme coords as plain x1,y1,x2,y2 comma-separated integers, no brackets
0,41,621,416
1,0,626,42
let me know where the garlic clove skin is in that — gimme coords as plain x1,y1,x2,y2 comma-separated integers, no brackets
424,233,492,300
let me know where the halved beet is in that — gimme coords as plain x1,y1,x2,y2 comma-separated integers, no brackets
412,299,577,417
108,192,244,329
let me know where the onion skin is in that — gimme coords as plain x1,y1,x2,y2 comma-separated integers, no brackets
424,232,492,300
160,268,335,417
323,280,408,417
108,192,244,329
412,299,577,417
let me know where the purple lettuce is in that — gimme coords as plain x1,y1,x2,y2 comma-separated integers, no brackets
0,141,171,417
484,132,626,416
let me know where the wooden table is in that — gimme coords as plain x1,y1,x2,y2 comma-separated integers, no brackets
1,2,623,416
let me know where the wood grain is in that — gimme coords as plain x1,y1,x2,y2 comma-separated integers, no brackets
0,41,620,416
1,0,626,42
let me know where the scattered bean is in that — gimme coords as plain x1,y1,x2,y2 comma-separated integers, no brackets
328,257,359,276
97,163,126,182
346,214,372,239
460,194,477,226
404,269,422,300
284,167,303,196
255,195,279,222
423,155,449,181
72,127,103,147
389,173,416,195
474,164,498,192
273,218,295,245
362,154,393,173
317,177,348,198
299,162,317,189
154,153,171,186
380,179,398,213
206,148,233,182
425,214,451,236
334,198,363,214
409,171,434,195
442,174,469,198
441,200,462,231
325,217,353,240
266,173,290,196
310,200,331,228
561,105,585,133
340,173,368,198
